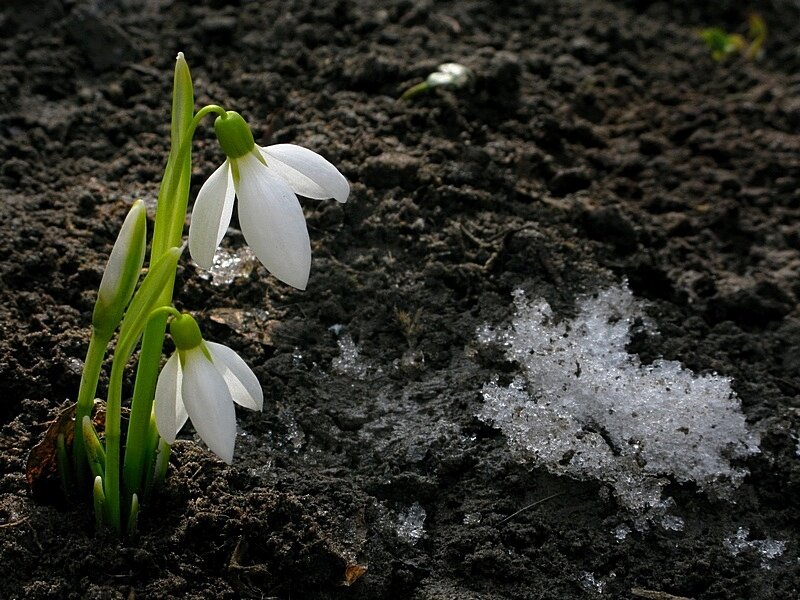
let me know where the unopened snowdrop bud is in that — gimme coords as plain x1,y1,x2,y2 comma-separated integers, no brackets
214,111,255,160
172,53,194,145
92,200,147,338
156,312,264,464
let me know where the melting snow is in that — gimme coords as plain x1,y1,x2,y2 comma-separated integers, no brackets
197,246,258,286
478,283,760,520
396,502,426,544
332,333,370,379
724,527,786,569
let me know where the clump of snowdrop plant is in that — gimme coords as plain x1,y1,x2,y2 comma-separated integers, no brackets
57,53,349,535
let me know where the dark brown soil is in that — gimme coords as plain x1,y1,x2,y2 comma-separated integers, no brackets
2,0,800,598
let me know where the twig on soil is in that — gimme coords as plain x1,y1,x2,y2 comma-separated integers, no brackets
0,516,28,528
497,491,566,526
459,222,539,271
631,589,693,600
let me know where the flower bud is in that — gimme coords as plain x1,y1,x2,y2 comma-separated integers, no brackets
172,52,194,147
214,111,255,159
92,200,147,338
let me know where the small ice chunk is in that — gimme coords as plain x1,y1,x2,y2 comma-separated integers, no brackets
396,502,426,544
332,333,369,379
724,527,786,569
579,571,605,594
478,283,760,520
612,524,631,541
197,246,258,286
463,512,482,525
67,357,84,376
661,515,685,532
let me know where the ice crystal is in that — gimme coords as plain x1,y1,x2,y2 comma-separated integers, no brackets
478,283,760,517
196,246,258,286
332,333,369,379
396,502,426,544
578,571,605,594
612,524,631,541
724,527,786,569
661,515,685,532
463,512,482,525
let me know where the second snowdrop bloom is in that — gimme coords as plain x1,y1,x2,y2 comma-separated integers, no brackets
189,111,349,290
155,313,263,464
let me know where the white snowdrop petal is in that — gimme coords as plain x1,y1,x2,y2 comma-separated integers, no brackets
236,153,312,290
181,348,237,464
189,161,235,269
260,144,350,203
154,353,183,443
216,165,236,245
206,341,264,411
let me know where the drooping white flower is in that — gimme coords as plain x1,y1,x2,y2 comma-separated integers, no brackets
188,111,349,290
155,313,263,463
427,62,473,88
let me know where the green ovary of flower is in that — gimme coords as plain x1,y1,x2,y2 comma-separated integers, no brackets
169,313,203,351
214,111,255,159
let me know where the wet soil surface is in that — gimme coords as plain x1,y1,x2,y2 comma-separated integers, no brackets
1,0,800,598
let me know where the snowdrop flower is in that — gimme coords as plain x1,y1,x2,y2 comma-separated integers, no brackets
427,62,473,88
155,313,263,463
400,62,475,100
189,111,349,290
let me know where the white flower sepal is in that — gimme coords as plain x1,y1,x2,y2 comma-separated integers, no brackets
154,313,263,464
189,111,350,291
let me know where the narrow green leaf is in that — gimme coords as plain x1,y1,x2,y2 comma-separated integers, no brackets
127,493,140,537
56,433,71,498
82,416,106,480
172,52,194,150
93,475,106,531
117,246,183,360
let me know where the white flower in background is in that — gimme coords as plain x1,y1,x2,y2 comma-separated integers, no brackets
155,313,263,463
400,62,475,100
427,62,473,88
189,111,349,290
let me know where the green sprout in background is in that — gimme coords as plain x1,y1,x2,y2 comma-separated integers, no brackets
400,62,475,100
699,13,766,61
47,53,350,536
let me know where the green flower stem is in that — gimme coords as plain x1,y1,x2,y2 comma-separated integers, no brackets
73,329,111,488
142,412,163,497
122,103,227,504
152,437,171,489
106,304,181,532
56,433,71,498
156,104,227,258
121,304,172,498
104,354,126,532
400,81,431,100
